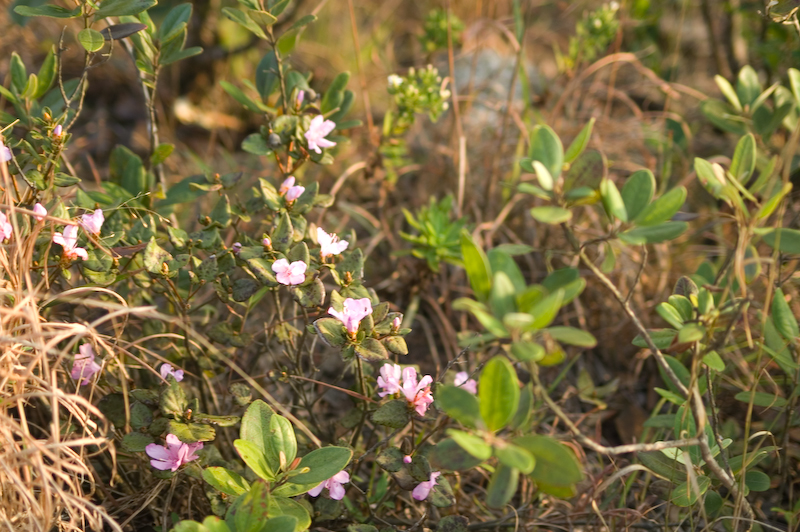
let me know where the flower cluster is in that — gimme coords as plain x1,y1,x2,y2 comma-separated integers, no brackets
145,434,203,471
377,364,434,416
50,208,105,262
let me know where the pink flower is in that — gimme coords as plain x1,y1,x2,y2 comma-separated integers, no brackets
279,176,305,202
285,185,305,202
401,367,434,417
0,212,12,241
272,258,307,285
33,203,47,222
71,344,102,386
392,316,401,330
317,227,348,258
454,371,477,394
377,363,402,397
328,297,372,335
145,434,203,471
80,209,104,235
160,363,184,382
53,125,63,138
304,115,336,154
412,471,441,501
53,225,88,261
0,139,11,163
308,470,349,500
403,455,413,464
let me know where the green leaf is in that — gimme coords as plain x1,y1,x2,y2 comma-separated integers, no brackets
600,178,627,222
235,439,276,481
695,157,726,199
255,51,280,100
221,7,267,39
246,258,278,287
264,516,298,532
619,222,688,245
289,446,353,485
372,399,410,428
702,350,725,372
240,400,275,456
429,437,485,471
460,231,492,303
313,317,347,347
158,3,192,43
266,414,297,473
227,481,270,532
355,337,389,361
621,169,655,221
564,118,595,164
736,65,761,107
656,302,684,328
122,432,154,452
159,377,187,417
10,53,26,94
772,288,799,342
514,435,583,486
78,28,105,52
714,74,742,111
289,14,317,31
203,467,251,496
446,429,492,461
479,357,519,432
763,228,800,254
528,289,564,330
677,323,705,344
730,133,756,183
494,442,535,474
221,80,266,113
744,470,770,492
95,0,157,17
734,391,788,409
436,385,480,428
150,143,175,166
14,4,81,18
34,48,57,99
529,125,564,180
530,206,571,224
489,271,516,319
488,249,526,292
486,463,519,509
671,477,711,507
242,133,272,156
510,341,545,362
546,326,596,347
168,422,216,442
531,160,554,191
634,187,686,226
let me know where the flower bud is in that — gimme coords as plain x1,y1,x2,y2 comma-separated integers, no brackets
53,124,63,138
403,455,412,464
268,133,282,148
262,236,272,248
232,242,242,254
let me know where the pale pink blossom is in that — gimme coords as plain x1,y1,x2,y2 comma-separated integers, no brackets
279,176,296,195
401,367,434,417
71,344,102,385
145,434,203,471
403,455,413,464
308,470,349,500
80,209,104,235
454,371,477,395
317,227,348,258
304,115,336,154
377,363,402,397
328,297,372,335
0,139,11,163
272,258,307,285
0,212,12,241
52,225,88,260
160,363,184,382
285,185,305,202
33,203,47,221
412,471,441,501
279,176,305,202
